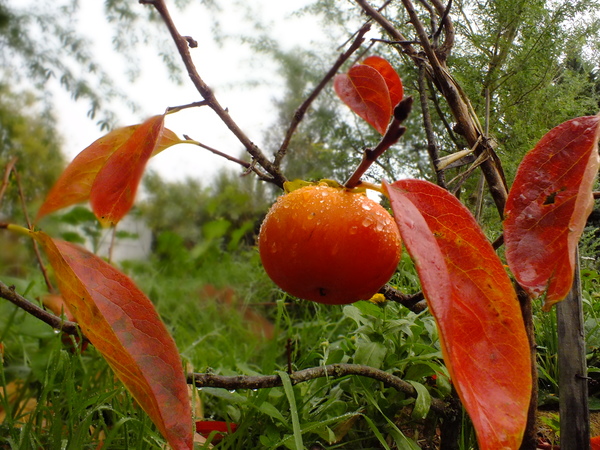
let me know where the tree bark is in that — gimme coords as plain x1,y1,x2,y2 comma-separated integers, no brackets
557,251,590,450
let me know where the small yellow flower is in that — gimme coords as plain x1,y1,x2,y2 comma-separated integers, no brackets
368,293,386,304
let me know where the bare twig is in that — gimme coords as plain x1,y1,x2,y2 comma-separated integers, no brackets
14,170,55,293
108,226,117,264
417,64,446,188
0,280,80,336
274,24,372,167
166,100,210,114
181,134,256,171
429,0,454,57
140,0,286,187
345,97,414,188
188,363,448,416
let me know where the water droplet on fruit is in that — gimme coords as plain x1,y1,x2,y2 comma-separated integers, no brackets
362,203,372,211
349,226,358,235
362,217,374,228
270,242,277,253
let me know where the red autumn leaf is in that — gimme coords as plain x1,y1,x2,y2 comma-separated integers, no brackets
36,116,182,223
384,179,532,450
334,64,392,135
362,56,403,108
504,115,600,310
195,421,238,442
30,230,193,449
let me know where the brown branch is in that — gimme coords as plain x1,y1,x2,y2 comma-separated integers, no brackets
378,284,426,311
417,64,446,188
0,280,80,336
429,0,454,58
345,96,414,188
356,0,509,218
139,0,286,188
188,363,449,416
274,24,372,167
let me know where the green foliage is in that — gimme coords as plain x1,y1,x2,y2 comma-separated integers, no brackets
0,84,65,278
0,84,64,216
139,169,273,267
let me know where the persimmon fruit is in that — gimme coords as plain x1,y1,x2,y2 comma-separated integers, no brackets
258,184,402,305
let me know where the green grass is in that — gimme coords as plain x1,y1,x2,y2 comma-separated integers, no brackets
0,246,458,449
3,237,599,448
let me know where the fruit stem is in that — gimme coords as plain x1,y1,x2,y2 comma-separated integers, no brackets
349,181,384,195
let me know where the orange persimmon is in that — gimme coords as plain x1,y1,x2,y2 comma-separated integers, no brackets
258,184,401,305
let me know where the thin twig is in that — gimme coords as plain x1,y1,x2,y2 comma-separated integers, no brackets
108,226,117,264
345,97,414,188
274,24,372,167
417,64,446,188
181,134,268,178
0,157,18,210
430,0,454,55
188,363,448,416
0,280,80,336
166,100,210,114
336,0,393,51
14,170,55,293
140,0,286,187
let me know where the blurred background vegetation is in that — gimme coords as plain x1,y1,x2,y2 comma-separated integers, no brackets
1,0,600,448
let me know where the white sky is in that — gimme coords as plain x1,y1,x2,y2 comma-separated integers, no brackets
53,0,330,184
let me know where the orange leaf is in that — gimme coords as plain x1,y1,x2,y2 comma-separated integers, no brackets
334,64,392,135
591,435,600,450
36,116,183,223
32,231,193,449
385,179,532,450
362,56,403,108
89,115,166,227
504,115,600,310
